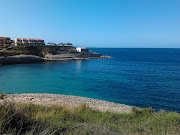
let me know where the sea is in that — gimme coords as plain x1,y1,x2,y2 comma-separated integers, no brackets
0,48,180,113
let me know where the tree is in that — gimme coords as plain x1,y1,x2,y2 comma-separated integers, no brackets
47,42,57,46
52,43,57,46
57,42,63,46
67,43,73,46
62,43,66,46
58,43,66,46
47,42,53,46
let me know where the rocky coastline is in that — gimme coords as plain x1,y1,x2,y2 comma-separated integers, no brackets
1,93,132,113
44,55,111,61
0,46,111,65
0,54,111,65
0,55,44,65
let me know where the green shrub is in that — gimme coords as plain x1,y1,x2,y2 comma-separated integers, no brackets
132,106,155,116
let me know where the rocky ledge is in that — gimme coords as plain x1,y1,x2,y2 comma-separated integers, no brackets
0,55,44,65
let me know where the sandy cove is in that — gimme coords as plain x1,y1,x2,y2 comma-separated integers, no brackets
1,93,132,113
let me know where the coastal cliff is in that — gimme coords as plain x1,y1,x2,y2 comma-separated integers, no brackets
0,55,44,65
0,46,77,57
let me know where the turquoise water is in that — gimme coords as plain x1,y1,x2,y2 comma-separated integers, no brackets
0,48,180,112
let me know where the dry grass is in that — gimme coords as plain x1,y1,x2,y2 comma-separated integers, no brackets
0,92,179,135
0,101,179,135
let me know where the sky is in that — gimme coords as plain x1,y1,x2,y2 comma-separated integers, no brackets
0,0,180,48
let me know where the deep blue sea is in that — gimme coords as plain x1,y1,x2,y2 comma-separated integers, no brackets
0,48,180,112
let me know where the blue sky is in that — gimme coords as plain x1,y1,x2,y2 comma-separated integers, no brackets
0,0,180,48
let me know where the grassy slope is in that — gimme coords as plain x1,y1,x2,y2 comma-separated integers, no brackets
0,103,179,135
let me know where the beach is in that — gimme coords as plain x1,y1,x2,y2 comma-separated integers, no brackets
1,93,132,113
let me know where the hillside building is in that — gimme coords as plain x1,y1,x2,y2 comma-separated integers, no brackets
15,38,45,46
0,37,12,46
11,40,15,46
76,47,89,53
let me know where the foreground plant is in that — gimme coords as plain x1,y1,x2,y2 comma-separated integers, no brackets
0,102,179,135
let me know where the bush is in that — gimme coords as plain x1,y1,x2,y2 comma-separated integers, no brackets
132,106,155,116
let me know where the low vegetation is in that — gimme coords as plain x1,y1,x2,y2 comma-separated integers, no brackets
0,46,77,57
0,100,179,135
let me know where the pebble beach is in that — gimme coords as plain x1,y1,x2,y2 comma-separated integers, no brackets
1,93,132,113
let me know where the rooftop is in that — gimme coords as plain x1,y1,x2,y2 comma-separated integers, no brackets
77,47,87,49
0,37,10,39
15,38,44,41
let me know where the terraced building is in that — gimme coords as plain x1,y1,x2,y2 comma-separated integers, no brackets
0,37,12,46
15,38,45,46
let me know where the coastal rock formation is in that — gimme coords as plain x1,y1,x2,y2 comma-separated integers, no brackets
2,93,132,113
0,46,111,65
0,55,44,65
44,53,111,61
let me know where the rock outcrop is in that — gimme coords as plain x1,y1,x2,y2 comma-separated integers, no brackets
0,55,44,65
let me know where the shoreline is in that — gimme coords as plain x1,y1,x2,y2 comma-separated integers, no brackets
44,55,111,62
1,93,132,113
0,55,44,65
0,55,111,66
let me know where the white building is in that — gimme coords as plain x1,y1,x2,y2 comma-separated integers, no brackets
15,38,45,46
76,47,89,52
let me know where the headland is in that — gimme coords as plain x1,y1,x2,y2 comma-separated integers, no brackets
0,45,111,65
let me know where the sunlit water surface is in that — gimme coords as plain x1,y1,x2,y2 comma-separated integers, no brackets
0,48,180,112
